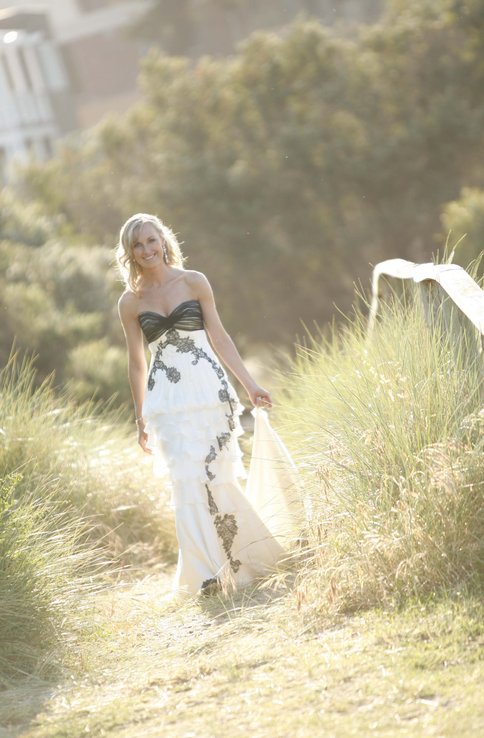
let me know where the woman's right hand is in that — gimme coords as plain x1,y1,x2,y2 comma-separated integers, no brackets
137,422,152,454
246,383,272,409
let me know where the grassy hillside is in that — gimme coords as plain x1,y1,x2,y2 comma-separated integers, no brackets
0,288,482,735
0,354,176,685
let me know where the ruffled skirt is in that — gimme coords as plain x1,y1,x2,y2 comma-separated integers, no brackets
142,329,284,595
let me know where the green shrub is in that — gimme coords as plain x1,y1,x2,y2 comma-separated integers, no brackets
0,188,54,247
441,187,484,277
0,236,124,396
66,339,132,406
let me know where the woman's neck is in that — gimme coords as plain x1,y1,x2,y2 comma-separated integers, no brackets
139,266,182,290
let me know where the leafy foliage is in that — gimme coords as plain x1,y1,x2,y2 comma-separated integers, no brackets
0,188,54,247
0,188,129,403
441,187,484,276
16,2,484,347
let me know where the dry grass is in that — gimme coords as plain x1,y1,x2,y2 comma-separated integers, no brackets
273,298,483,617
0,354,177,685
0,353,177,571
0,572,482,738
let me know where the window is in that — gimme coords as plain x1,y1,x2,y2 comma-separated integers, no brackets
1,54,15,91
18,47,34,90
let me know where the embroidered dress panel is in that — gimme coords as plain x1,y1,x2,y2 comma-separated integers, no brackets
141,299,284,595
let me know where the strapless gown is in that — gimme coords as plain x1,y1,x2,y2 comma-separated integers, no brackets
139,299,285,595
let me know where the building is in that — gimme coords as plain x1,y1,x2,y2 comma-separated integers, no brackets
0,8,73,180
0,1,151,181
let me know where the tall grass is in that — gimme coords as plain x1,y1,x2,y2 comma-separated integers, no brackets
0,473,98,684
275,296,483,616
0,354,176,682
0,353,177,567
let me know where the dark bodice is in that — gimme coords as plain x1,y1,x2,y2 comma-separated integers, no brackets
138,299,204,343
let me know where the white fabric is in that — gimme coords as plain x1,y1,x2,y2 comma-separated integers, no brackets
246,408,306,547
142,328,301,596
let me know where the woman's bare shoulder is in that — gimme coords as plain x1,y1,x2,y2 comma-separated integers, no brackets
118,289,138,317
184,270,211,293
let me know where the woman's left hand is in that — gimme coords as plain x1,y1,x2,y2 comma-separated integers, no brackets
137,421,152,454
247,384,272,409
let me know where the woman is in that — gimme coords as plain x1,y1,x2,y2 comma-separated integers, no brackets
116,213,285,596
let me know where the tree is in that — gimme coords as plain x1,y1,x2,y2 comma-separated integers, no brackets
441,188,484,277
0,190,130,403
16,3,484,346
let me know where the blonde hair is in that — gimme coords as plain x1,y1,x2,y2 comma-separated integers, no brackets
116,213,185,292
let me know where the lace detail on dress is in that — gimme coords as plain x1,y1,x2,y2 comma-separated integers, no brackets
147,359,180,389
147,329,237,415
214,514,241,572
217,432,231,450
203,427,242,576
206,485,218,516
204,445,217,482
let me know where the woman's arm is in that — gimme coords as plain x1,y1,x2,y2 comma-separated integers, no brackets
117,292,151,452
189,272,272,408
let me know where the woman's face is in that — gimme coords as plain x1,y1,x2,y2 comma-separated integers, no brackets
131,222,164,270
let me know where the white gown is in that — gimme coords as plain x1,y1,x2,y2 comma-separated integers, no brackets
139,299,287,595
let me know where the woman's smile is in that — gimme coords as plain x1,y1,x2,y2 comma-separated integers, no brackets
132,223,165,267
